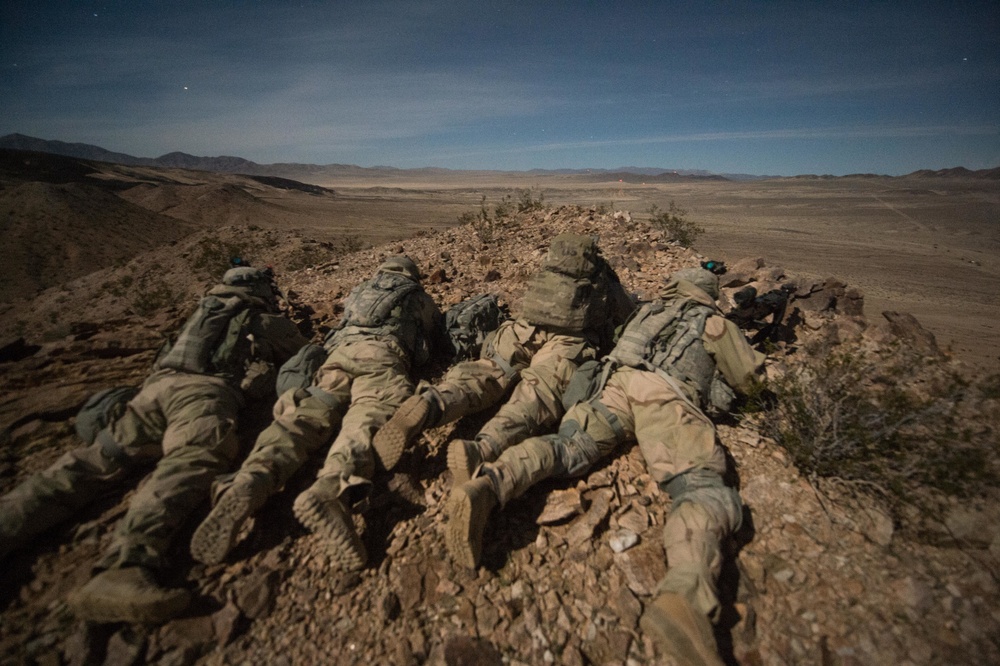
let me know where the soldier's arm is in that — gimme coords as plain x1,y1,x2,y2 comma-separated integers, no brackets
254,314,309,364
703,315,766,394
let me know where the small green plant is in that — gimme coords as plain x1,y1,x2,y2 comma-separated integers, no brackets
286,244,337,271
648,201,703,248
339,235,366,254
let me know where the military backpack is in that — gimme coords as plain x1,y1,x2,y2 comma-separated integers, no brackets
443,293,510,361
339,271,420,329
155,294,261,383
520,234,610,333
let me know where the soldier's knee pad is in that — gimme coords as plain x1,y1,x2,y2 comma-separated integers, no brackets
554,420,600,477
664,469,743,533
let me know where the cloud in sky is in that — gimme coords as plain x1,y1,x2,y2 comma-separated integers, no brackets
1,0,998,174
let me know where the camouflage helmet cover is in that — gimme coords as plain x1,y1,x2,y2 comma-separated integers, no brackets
378,255,421,282
222,266,276,302
672,267,720,300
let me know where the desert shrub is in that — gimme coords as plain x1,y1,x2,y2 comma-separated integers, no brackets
516,188,546,213
459,195,516,243
648,201,703,248
285,244,337,271
758,341,998,516
339,235,367,253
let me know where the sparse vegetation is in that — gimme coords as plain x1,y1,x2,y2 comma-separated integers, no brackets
285,243,338,271
458,194,516,243
757,341,998,519
516,188,546,213
648,201,703,247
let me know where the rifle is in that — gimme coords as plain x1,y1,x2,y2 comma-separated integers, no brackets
728,284,795,344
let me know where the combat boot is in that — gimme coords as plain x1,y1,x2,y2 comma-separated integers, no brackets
190,479,267,565
444,474,498,568
447,437,498,485
293,479,367,571
640,591,724,666
372,393,439,471
68,567,191,624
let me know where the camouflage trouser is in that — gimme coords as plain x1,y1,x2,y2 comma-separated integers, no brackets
231,338,413,501
483,366,742,620
425,318,595,455
0,370,242,569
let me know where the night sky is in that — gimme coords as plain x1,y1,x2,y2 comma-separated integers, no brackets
2,1,998,175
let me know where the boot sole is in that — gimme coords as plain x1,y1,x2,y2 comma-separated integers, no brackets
446,440,478,485
639,602,724,666
445,480,494,568
190,492,253,565
293,491,367,572
372,396,428,471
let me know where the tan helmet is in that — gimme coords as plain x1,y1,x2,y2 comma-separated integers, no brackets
378,255,421,282
222,266,277,303
672,267,720,300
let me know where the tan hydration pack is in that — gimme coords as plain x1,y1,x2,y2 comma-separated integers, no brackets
520,234,609,334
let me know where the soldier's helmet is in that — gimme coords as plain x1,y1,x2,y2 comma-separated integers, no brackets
672,267,720,300
222,266,278,304
378,255,421,282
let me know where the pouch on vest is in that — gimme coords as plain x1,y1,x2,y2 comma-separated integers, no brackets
444,293,510,361
75,386,140,445
560,359,604,411
275,343,329,396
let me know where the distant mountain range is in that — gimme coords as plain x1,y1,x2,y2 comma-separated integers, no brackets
1,133,997,182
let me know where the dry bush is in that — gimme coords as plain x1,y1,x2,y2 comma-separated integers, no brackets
758,341,999,519
648,201,703,248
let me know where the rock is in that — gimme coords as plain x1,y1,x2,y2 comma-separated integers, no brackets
880,310,942,357
613,540,666,596
97,627,147,666
616,506,649,534
565,489,612,548
211,602,243,647
442,634,503,666
157,616,215,657
536,488,584,525
234,569,281,619
608,529,639,553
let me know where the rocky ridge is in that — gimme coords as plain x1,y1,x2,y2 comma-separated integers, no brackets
0,206,998,665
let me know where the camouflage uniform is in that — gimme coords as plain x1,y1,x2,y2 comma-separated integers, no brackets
0,267,306,622
373,234,634,478
446,269,764,666
190,256,441,571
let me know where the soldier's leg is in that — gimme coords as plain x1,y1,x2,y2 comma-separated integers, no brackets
374,320,532,469
190,362,350,565
296,342,413,570
101,377,243,571
473,333,594,463
0,383,164,558
446,384,633,567
626,371,739,665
